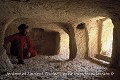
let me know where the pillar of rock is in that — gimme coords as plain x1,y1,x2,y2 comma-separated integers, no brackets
0,48,13,74
0,19,14,73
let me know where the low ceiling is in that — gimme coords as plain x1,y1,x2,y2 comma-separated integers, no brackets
0,0,120,24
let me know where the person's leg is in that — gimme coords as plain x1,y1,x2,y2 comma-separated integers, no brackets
23,49,29,59
17,52,24,64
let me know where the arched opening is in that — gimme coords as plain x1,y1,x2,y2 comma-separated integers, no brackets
4,18,70,62
100,18,114,58
96,18,114,62
87,16,114,63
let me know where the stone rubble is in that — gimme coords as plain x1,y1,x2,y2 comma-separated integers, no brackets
0,54,120,80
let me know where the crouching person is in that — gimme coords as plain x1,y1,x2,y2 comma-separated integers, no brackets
3,24,37,64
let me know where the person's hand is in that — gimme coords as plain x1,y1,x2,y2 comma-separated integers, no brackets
3,44,7,49
27,52,31,57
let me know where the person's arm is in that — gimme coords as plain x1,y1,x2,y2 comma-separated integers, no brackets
3,34,17,49
26,36,33,57
27,36,33,52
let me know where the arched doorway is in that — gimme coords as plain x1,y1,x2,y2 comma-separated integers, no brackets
100,18,114,58
87,17,114,63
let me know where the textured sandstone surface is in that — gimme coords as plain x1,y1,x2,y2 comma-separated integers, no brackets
0,0,120,77
0,54,120,80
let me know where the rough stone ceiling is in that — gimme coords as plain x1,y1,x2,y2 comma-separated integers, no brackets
0,0,120,24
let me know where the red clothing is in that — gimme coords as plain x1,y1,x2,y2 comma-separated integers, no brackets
4,33,37,61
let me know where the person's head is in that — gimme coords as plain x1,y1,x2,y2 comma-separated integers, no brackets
18,24,29,35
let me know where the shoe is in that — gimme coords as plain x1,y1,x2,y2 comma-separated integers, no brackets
16,57,18,59
17,61,25,64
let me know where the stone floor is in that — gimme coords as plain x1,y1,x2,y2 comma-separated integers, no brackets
0,54,120,80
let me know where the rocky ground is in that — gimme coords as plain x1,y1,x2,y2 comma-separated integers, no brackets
0,54,120,80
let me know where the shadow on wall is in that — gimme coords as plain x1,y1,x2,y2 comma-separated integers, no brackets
30,28,60,56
